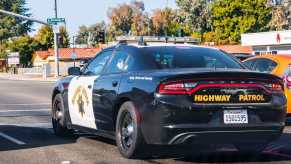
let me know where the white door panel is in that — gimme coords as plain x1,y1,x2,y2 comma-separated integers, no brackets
68,76,99,129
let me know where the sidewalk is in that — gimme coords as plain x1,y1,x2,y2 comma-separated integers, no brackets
0,73,58,82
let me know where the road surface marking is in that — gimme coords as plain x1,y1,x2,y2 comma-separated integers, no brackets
0,109,50,112
0,132,26,145
0,123,52,128
0,103,50,106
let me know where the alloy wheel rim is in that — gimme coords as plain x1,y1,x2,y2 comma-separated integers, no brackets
120,111,134,150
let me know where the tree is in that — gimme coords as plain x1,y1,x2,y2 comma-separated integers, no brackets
151,8,177,36
130,1,151,36
0,0,32,41
176,0,213,34
58,26,70,48
269,5,288,30
34,25,70,50
212,0,272,44
7,35,37,66
75,22,106,46
34,25,54,50
75,25,89,45
107,3,134,37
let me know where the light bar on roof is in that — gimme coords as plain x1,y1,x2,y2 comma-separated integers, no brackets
116,36,201,44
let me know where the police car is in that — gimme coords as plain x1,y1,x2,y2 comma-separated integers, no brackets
51,36,286,159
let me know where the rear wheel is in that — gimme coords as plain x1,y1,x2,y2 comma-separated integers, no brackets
116,101,146,159
52,94,72,137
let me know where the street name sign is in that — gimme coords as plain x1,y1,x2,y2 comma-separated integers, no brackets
71,52,77,60
47,18,65,25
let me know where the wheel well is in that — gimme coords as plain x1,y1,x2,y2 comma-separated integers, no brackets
113,97,131,129
52,89,61,104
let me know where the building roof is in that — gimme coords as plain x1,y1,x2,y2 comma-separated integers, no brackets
33,48,102,61
212,45,253,54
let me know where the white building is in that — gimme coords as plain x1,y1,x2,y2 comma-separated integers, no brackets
241,30,291,55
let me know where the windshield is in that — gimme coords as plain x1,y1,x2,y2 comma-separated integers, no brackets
142,46,243,70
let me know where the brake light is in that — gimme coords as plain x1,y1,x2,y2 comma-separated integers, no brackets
158,82,197,95
265,83,284,92
283,64,291,90
158,81,283,95
284,75,291,89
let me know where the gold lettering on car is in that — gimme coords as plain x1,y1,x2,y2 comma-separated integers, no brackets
194,95,231,102
239,95,265,102
194,94,265,103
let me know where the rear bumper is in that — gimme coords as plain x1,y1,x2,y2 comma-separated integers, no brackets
139,99,286,145
158,124,283,145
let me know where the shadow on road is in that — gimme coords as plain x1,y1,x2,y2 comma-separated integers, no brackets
0,125,77,151
142,132,291,163
1,125,291,163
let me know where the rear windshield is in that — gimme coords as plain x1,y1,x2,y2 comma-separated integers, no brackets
142,46,243,70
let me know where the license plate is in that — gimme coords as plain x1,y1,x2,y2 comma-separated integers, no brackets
224,110,248,124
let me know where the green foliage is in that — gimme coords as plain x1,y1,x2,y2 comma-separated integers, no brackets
59,26,70,48
212,0,272,44
75,21,106,45
34,25,54,50
176,0,212,34
0,0,32,41
34,25,70,50
7,35,37,66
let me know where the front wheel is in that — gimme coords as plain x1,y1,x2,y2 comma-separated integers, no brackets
116,101,146,159
52,93,72,137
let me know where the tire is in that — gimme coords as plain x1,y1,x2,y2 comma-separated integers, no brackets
52,93,72,137
235,143,267,155
116,101,146,159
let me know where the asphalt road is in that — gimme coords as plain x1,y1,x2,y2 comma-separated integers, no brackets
1,79,291,164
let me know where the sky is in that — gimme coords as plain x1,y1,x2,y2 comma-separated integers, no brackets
25,0,176,37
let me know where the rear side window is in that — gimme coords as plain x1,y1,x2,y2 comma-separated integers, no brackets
253,58,277,73
104,51,134,74
243,60,256,69
142,47,242,70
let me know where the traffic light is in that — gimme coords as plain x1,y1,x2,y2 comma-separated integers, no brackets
97,31,105,44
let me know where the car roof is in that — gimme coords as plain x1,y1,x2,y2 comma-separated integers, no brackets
246,54,291,62
120,43,221,51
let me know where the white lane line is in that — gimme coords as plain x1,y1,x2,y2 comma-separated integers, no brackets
0,109,50,112
0,103,50,106
0,132,26,145
0,123,52,128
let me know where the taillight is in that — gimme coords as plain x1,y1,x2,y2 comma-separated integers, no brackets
284,75,291,90
283,64,291,90
158,82,197,95
264,83,284,92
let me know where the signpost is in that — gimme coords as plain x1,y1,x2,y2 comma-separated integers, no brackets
47,17,66,77
7,52,20,65
71,52,77,67
7,52,20,74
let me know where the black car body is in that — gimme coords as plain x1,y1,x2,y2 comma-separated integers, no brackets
52,43,286,158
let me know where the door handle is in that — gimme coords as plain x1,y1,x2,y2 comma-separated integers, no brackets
88,85,92,89
112,81,118,87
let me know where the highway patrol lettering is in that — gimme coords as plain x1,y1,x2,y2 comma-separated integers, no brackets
194,95,231,102
239,95,265,102
194,94,265,103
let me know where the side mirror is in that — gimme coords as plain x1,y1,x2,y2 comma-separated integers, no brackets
68,67,81,76
80,59,90,68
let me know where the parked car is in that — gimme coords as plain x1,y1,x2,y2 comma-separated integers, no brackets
232,53,255,61
243,54,291,115
51,41,286,159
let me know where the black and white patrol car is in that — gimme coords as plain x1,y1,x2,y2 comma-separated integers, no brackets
51,38,286,158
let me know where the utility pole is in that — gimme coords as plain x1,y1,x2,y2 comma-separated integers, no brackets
53,0,60,77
